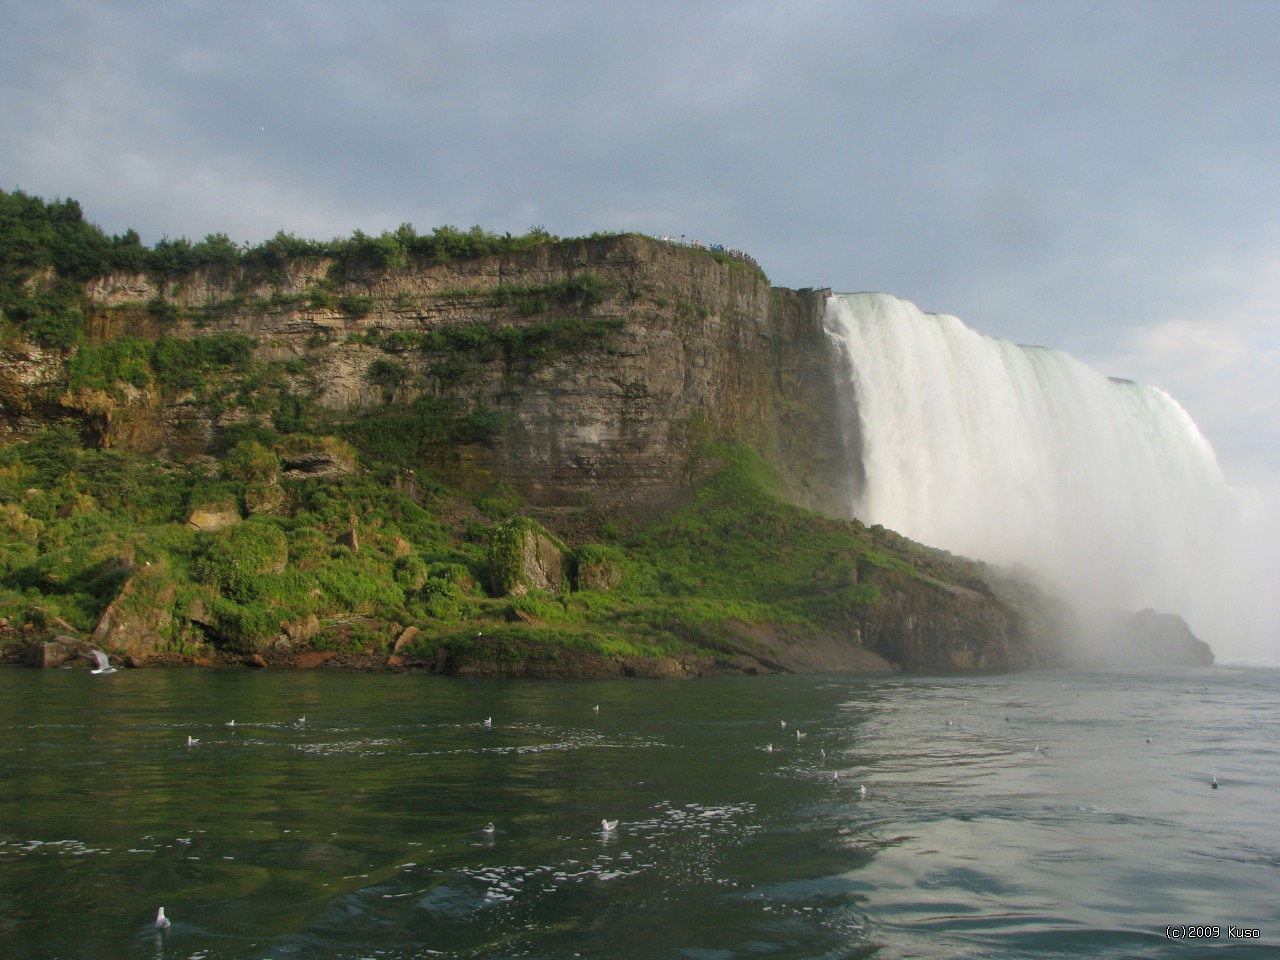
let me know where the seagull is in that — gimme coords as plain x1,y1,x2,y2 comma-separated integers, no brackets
186,736,199,746
593,705,600,713
225,720,236,727
832,772,840,783
780,720,787,730
601,819,619,833
89,650,118,675
482,822,495,835
1211,775,1219,790
765,743,773,753
859,784,867,798
796,730,807,741
155,907,171,930
482,717,492,728
297,716,306,725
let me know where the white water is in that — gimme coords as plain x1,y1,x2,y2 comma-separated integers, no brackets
823,292,1280,663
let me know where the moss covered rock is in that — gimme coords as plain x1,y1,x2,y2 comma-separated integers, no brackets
486,517,565,596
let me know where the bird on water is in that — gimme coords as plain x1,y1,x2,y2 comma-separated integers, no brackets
155,907,171,930
601,819,619,833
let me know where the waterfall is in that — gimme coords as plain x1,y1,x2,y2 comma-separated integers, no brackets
823,292,1278,662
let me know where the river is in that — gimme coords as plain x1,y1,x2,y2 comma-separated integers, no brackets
1,665,1276,959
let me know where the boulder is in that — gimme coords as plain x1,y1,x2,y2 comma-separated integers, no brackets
487,518,564,596
90,568,177,658
188,504,241,531
22,635,93,669
283,613,321,645
392,625,420,653
576,557,622,591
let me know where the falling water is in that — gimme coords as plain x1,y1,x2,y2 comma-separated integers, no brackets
823,292,1279,662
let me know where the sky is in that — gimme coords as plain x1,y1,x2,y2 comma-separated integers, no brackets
2,0,1277,487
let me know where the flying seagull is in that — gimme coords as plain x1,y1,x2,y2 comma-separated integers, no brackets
90,650,117,675
155,907,170,930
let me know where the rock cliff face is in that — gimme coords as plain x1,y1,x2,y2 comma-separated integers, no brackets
5,235,848,519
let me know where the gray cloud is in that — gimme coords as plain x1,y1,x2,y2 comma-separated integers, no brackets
2,0,1277,481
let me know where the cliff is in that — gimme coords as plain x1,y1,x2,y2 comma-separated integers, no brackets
0,218,1209,674
6,235,846,520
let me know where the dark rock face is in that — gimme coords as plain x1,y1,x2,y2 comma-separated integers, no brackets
1078,608,1215,669
853,566,1044,672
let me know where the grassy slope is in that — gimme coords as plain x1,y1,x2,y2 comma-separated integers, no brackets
0,422,987,668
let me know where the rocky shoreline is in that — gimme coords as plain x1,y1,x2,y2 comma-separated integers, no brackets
0,628,835,680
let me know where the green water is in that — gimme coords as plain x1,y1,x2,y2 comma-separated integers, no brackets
1,667,1277,959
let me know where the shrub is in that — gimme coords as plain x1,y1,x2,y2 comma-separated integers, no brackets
314,562,404,613
221,440,281,484
338,294,374,318
421,576,464,621
208,597,282,653
392,553,429,591
194,521,288,603
366,358,408,389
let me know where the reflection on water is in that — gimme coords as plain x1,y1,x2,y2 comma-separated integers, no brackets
1,667,1278,959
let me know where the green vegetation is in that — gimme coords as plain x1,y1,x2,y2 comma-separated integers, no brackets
0,415,943,669
69,333,256,392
